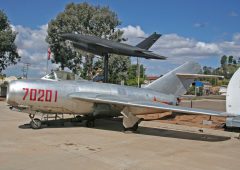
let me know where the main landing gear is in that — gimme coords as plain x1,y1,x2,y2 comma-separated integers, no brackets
123,122,139,131
121,107,143,132
85,119,95,128
73,115,96,128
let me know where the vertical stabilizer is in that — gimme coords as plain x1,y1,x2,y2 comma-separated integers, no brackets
145,62,201,96
226,67,240,115
136,32,161,50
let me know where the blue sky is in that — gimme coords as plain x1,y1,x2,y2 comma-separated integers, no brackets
1,0,240,77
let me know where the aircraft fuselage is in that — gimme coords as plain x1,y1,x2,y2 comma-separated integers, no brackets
7,80,176,116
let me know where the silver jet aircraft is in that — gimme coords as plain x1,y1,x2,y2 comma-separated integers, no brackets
7,62,235,130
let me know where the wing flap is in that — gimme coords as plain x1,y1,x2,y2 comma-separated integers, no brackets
69,92,235,116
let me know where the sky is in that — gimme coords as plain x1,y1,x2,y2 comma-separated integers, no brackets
1,0,240,77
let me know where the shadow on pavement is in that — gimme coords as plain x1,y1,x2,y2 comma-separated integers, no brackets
19,118,231,142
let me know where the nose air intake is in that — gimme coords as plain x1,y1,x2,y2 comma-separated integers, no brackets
6,81,16,106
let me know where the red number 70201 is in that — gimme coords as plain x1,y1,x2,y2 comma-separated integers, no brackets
23,88,58,102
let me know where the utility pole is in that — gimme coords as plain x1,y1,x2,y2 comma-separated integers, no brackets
22,63,31,79
137,57,140,88
21,66,26,78
25,63,30,79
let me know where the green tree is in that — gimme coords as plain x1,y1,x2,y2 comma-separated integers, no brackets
126,64,146,86
46,2,123,78
92,55,131,84
228,56,233,64
0,10,20,73
109,55,131,84
202,66,213,75
220,55,227,67
233,59,237,65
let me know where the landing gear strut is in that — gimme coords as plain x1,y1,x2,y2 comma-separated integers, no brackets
121,107,142,132
30,118,42,129
29,114,42,129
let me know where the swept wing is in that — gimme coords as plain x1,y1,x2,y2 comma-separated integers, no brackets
69,92,235,117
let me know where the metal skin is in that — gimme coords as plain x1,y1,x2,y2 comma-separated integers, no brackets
7,61,235,130
7,80,176,116
60,33,166,60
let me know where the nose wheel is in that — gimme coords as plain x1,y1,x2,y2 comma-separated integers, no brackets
30,118,42,129
29,114,42,129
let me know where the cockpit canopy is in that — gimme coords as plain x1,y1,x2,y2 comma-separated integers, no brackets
41,71,82,81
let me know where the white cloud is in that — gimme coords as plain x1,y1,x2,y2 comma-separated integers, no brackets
4,24,59,78
120,25,147,45
229,11,238,17
193,22,207,28
122,25,240,75
121,25,146,38
3,24,240,77
233,33,240,42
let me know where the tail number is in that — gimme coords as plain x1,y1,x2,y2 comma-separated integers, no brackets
23,88,58,102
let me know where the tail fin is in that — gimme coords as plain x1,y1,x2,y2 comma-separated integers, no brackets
136,32,161,50
226,67,240,115
145,62,201,96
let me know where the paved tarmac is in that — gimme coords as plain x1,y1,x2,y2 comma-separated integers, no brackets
0,100,240,170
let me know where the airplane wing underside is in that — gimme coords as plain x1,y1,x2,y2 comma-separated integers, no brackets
69,92,235,117
93,42,113,50
137,51,167,59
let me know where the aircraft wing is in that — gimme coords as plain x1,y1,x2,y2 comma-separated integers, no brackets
138,51,167,60
69,92,235,116
94,42,113,49
176,73,224,79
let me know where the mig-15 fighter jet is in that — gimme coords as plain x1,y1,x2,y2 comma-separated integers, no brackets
7,62,239,130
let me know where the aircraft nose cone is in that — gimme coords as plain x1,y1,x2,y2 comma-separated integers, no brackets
6,81,17,106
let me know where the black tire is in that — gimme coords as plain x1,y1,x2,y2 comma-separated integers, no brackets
132,123,139,131
86,120,95,128
123,123,139,132
75,115,82,122
30,118,42,129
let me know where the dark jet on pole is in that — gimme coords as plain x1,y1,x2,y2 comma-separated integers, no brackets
61,32,166,60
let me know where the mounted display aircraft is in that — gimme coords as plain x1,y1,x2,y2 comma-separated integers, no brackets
7,61,239,130
61,32,166,82
61,32,166,60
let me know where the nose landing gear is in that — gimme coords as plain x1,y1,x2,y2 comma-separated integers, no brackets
29,114,42,129
30,118,42,129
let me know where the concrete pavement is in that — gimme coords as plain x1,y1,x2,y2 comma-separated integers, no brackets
0,100,240,170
